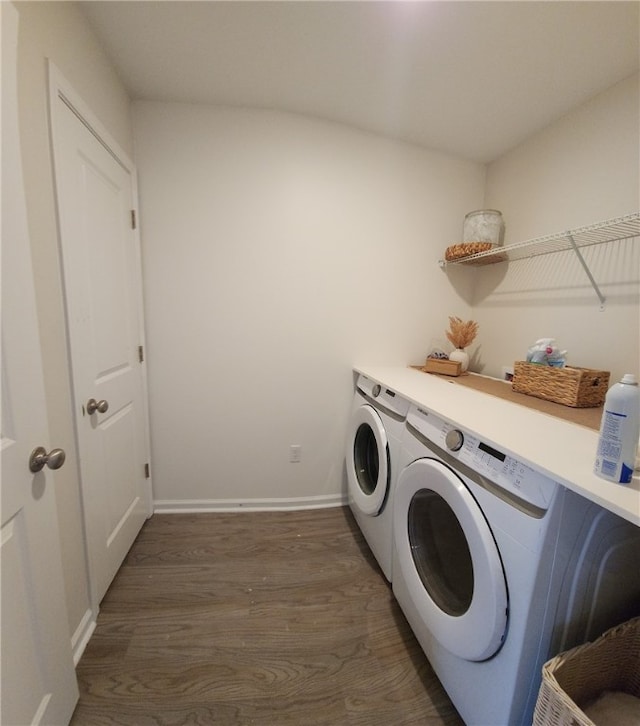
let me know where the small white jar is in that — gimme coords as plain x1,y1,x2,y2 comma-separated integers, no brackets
463,210,504,246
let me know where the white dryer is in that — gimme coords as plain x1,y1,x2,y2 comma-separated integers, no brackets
345,374,409,581
392,404,640,726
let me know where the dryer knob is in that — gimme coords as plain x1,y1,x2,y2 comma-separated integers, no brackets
372,384,381,398
445,429,464,452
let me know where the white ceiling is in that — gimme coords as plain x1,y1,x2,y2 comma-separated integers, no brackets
82,1,639,163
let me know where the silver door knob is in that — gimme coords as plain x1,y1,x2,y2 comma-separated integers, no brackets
86,398,109,415
29,446,66,473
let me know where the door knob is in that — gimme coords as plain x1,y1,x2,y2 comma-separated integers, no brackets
86,398,109,415
29,447,66,473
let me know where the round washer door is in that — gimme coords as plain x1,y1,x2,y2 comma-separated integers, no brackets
394,457,508,661
346,404,389,516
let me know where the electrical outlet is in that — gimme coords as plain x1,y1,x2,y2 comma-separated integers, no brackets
289,445,301,463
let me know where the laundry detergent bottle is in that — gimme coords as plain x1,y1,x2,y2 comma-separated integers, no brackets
594,374,640,484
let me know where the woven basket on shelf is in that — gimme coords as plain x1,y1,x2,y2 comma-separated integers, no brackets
533,616,640,726
512,362,609,408
444,242,493,261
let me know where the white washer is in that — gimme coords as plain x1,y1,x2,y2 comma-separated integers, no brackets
345,374,409,581
392,404,640,726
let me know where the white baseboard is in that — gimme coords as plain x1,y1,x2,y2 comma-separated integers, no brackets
71,607,96,666
153,493,347,514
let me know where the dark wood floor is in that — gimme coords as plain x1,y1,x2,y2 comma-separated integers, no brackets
71,507,463,725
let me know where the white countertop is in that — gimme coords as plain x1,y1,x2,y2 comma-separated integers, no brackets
354,365,640,527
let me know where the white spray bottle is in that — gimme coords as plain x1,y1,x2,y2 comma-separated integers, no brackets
594,374,640,484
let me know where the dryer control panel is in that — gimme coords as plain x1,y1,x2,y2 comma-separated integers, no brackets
408,406,557,511
356,375,410,418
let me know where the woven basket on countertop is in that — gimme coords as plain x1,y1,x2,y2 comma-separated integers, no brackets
533,616,640,726
512,362,609,408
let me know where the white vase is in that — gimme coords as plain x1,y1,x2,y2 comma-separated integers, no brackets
449,348,470,373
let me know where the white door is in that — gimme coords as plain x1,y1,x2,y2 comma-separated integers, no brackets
1,4,79,723
49,72,152,607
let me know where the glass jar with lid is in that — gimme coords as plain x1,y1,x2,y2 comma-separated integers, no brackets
463,210,504,246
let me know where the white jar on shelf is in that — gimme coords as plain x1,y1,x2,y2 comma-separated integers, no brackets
463,209,504,246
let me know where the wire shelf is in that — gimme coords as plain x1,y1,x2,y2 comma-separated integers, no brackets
440,212,640,267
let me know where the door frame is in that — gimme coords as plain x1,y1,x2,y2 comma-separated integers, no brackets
47,63,153,611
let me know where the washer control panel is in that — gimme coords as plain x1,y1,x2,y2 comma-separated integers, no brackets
408,406,557,510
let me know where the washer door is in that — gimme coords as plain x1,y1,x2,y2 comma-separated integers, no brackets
394,458,508,661
346,404,390,516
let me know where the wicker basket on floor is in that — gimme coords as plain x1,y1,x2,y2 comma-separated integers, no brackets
533,616,640,726
512,362,609,408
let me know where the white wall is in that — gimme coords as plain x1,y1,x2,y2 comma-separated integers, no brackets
477,74,639,383
15,1,134,646
133,102,485,506
15,1,638,618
